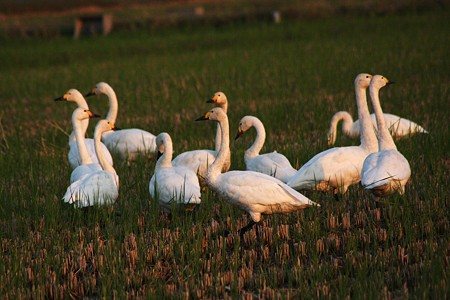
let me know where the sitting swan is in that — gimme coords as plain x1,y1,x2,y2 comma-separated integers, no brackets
196,108,318,236
68,108,102,184
54,89,113,169
85,82,157,161
287,73,378,195
361,75,411,196
63,119,120,208
327,111,428,146
172,91,231,179
149,132,201,211
235,115,297,183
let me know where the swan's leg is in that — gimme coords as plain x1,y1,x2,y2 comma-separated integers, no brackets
238,220,257,237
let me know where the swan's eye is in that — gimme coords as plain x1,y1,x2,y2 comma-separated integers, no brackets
366,76,369,78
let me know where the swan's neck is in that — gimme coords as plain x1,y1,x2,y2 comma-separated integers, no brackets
156,138,173,169
245,118,265,159
214,102,228,152
73,118,93,165
370,87,397,151
94,130,115,173
104,86,119,124
207,116,230,184
70,118,90,142
355,86,378,152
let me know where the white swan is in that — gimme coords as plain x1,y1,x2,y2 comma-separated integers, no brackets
54,89,113,169
68,108,103,184
235,115,297,183
149,132,201,211
172,91,231,178
327,111,428,145
196,107,318,235
63,119,120,208
85,82,157,161
361,75,411,196
287,73,378,194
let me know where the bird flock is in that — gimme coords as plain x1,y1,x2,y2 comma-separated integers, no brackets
55,73,427,235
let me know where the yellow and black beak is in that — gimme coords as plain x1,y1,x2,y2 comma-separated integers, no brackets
54,94,68,101
235,129,244,141
195,111,211,121
157,151,163,160
85,89,96,97
206,98,216,103
87,110,101,118
110,123,121,131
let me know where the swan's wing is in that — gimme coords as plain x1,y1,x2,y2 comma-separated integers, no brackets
362,150,411,189
246,153,296,182
69,139,113,168
70,163,102,183
218,171,316,208
63,171,118,208
102,129,157,156
172,150,216,176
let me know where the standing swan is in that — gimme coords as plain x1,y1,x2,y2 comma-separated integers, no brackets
63,119,120,208
361,75,411,196
235,115,297,183
196,108,318,236
54,89,113,169
327,111,428,146
287,73,378,195
85,82,157,161
172,91,231,178
149,133,201,211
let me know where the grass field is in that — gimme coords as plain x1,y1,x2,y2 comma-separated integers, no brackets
0,8,449,298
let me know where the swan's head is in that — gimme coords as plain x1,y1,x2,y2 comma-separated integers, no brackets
155,132,171,159
94,119,120,136
235,116,256,140
354,73,373,89
85,82,112,97
72,108,101,122
206,92,228,107
195,107,227,122
54,89,88,108
370,75,394,91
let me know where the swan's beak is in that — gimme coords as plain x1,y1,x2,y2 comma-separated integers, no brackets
235,130,244,140
386,81,395,85
54,94,67,101
85,89,95,97
87,111,101,118
206,98,215,103
111,124,121,131
195,111,211,121
157,151,163,160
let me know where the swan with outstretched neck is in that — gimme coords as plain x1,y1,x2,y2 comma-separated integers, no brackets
361,75,411,196
287,73,378,195
54,89,113,169
149,132,201,211
196,107,318,236
235,115,297,183
327,111,428,146
172,91,231,179
63,119,120,208
85,82,157,161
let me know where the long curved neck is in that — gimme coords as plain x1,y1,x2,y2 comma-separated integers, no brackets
214,102,228,152
69,119,89,142
207,116,230,183
94,129,115,172
328,111,353,144
104,86,119,123
73,117,93,165
156,138,173,169
369,86,397,151
355,85,378,152
245,118,265,158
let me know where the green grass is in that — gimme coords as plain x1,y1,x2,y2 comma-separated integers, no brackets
0,9,449,298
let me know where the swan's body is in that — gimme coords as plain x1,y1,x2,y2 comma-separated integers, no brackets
327,111,428,145
85,82,157,161
361,75,411,196
149,133,201,211
63,119,120,208
196,108,317,232
235,115,297,183
288,73,378,194
54,89,113,169
172,91,231,178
